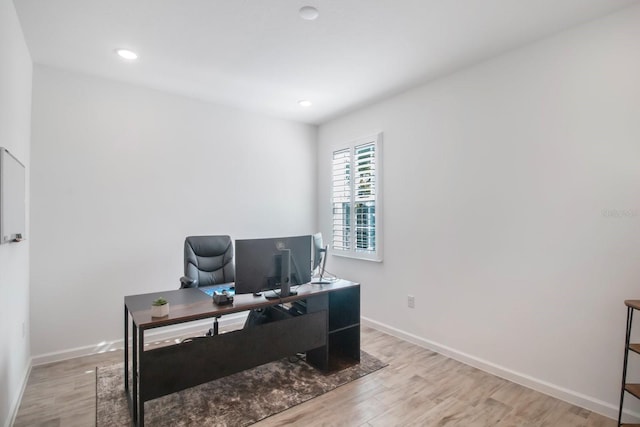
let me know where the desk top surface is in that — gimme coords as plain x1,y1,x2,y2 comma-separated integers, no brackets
125,279,359,329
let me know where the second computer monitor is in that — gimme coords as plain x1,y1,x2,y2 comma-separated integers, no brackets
235,235,312,297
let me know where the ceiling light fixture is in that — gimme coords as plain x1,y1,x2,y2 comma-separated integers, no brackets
298,100,312,107
299,6,319,21
115,49,138,60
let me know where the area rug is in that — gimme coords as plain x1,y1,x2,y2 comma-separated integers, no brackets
96,351,386,426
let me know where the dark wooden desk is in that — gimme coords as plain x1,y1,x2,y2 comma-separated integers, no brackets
124,280,360,427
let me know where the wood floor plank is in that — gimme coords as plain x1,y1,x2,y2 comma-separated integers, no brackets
13,325,618,426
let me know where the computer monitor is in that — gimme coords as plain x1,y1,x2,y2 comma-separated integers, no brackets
235,235,312,298
311,232,330,284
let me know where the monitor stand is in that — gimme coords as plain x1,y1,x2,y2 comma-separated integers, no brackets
311,245,330,284
264,248,297,299
264,288,298,300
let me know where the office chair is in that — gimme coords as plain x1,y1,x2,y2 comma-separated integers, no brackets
179,235,235,336
179,235,235,289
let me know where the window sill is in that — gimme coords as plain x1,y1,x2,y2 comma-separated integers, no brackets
332,250,383,263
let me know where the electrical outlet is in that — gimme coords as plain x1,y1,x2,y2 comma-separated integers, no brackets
408,295,415,309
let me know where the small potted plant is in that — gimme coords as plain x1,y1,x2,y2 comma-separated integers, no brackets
151,297,170,317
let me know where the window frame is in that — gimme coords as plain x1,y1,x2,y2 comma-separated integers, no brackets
330,132,383,262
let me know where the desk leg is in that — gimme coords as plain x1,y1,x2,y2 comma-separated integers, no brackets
138,328,145,427
124,306,129,393
132,322,138,425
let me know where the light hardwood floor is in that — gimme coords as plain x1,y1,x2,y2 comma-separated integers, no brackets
14,326,615,426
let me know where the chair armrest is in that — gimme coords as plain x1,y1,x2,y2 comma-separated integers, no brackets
179,276,197,289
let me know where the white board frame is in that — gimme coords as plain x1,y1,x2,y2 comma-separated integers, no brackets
0,147,26,244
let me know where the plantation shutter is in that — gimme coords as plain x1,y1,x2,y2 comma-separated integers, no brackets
332,148,351,251
353,142,376,253
331,134,380,260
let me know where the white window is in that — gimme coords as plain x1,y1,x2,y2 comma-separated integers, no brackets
331,132,382,262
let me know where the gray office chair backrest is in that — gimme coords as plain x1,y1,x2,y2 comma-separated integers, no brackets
180,235,235,288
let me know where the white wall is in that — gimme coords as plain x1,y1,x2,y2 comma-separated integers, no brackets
0,0,32,425
318,5,640,419
30,66,316,357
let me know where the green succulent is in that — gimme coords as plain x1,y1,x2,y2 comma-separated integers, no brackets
152,297,168,306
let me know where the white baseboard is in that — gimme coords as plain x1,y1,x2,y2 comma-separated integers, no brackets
361,316,639,423
5,359,32,427
31,312,247,366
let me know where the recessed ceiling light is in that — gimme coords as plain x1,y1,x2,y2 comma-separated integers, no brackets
298,100,312,107
299,6,319,21
115,49,138,60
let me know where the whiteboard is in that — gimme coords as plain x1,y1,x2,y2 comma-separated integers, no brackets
0,147,26,244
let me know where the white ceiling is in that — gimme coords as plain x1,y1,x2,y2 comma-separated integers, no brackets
14,0,638,124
